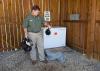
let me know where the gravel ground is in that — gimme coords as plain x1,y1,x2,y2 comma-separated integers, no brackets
0,48,100,71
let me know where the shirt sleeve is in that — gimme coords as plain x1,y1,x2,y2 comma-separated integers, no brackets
23,17,29,28
41,16,45,24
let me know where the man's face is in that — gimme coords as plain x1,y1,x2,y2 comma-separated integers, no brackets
32,10,40,16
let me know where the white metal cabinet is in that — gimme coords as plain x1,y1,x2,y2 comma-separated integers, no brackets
42,27,66,49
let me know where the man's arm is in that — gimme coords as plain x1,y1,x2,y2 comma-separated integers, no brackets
44,21,51,28
23,17,29,38
23,28,28,38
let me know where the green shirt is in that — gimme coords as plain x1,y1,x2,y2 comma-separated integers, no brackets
23,13,44,33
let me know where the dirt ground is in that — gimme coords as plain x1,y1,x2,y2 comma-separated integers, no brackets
0,47,100,71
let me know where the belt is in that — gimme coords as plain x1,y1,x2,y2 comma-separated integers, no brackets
28,31,42,33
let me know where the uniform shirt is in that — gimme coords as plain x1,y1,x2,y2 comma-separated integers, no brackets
23,13,44,33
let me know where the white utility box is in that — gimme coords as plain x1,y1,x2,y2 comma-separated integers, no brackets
42,27,66,49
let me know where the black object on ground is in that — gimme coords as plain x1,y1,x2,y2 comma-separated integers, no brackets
21,38,32,52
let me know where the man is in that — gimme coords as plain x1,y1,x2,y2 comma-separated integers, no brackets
23,5,50,65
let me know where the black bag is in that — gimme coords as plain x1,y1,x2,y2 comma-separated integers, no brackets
45,28,51,35
21,38,32,52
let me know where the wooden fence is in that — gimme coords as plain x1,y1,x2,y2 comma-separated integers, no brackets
0,19,24,52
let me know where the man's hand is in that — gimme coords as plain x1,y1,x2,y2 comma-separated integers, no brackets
44,21,51,29
47,25,51,29
24,28,28,38
25,33,28,38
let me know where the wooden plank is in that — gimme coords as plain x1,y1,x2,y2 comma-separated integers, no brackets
17,0,23,43
43,0,49,10
96,0,100,20
0,0,3,17
23,0,31,17
86,0,96,58
60,0,66,26
11,0,17,49
0,0,3,51
49,0,60,26
63,20,88,23
2,0,8,51
94,22,100,60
